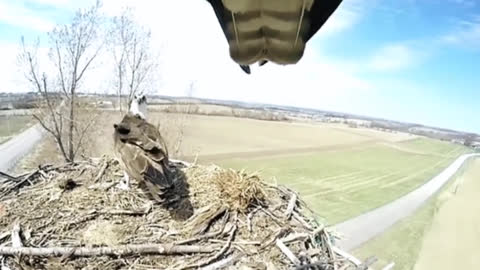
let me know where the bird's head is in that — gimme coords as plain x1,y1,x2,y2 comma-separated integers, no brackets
113,123,130,135
129,94,148,119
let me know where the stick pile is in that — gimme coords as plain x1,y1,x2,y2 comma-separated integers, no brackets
0,157,374,269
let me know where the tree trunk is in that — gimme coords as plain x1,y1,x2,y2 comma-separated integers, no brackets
68,95,75,162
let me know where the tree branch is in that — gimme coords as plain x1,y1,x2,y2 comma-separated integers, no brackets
0,244,217,257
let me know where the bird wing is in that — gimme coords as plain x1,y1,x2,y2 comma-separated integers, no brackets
303,0,343,42
205,0,343,67
115,131,172,203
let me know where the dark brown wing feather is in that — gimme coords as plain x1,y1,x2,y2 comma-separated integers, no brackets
206,0,343,66
113,114,172,203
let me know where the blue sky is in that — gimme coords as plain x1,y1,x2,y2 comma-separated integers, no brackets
0,0,479,133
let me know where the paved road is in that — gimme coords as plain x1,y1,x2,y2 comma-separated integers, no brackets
334,153,480,251
0,123,45,173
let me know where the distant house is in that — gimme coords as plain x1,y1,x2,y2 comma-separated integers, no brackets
0,102,14,110
451,139,465,145
471,141,480,149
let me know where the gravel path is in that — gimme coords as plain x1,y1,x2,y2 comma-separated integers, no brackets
334,153,480,251
0,124,45,173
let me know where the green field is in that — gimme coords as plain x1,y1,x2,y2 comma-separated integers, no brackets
353,158,477,270
219,138,471,224
0,115,34,143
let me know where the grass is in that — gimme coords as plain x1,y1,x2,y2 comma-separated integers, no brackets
353,157,476,270
414,158,480,270
219,138,471,224
0,115,34,143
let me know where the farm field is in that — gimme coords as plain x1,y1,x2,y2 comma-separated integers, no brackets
219,139,470,224
16,111,472,225
0,115,34,144
87,111,414,160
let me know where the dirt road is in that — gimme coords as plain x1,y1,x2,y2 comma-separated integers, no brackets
334,153,479,251
413,158,480,270
0,124,45,173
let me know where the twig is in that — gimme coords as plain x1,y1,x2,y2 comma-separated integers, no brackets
208,239,260,245
247,206,261,232
381,262,395,270
0,172,18,182
183,224,237,270
11,224,23,248
101,209,148,216
200,253,241,270
175,228,224,245
94,160,109,182
276,239,300,265
0,244,216,257
312,224,325,236
284,192,297,219
282,233,309,244
355,256,377,270
323,232,337,270
0,170,39,197
331,246,361,266
292,211,312,230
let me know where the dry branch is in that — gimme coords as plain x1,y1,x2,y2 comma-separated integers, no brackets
0,244,216,257
355,256,378,270
332,246,361,266
381,262,395,270
276,239,300,265
200,253,241,270
284,192,297,219
11,225,23,248
93,159,109,182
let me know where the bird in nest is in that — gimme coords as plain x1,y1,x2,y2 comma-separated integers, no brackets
113,94,173,204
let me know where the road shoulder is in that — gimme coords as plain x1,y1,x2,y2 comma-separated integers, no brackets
413,158,480,270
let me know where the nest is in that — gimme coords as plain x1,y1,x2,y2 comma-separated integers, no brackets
0,157,372,270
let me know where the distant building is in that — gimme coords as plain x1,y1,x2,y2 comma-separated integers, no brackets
471,141,480,149
0,102,14,110
451,139,466,145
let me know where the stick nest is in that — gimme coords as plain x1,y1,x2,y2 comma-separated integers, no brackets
0,157,362,270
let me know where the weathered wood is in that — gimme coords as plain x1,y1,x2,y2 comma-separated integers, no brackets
355,256,378,270
381,262,395,270
276,239,300,265
0,244,216,257
284,192,297,219
331,246,361,266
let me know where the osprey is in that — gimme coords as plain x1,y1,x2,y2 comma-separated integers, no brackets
206,0,343,74
113,95,172,203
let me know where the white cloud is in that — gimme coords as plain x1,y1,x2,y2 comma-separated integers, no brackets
315,0,371,37
441,16,480,48
0,1,55,32
368,44,417,72
27,0,71,6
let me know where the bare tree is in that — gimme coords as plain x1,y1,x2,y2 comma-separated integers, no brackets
109,7,158,112
18,2,104,163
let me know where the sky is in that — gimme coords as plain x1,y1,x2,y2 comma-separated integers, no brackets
0,0,479,133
